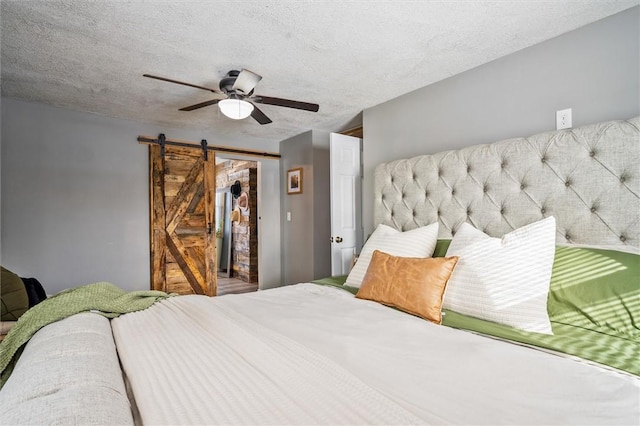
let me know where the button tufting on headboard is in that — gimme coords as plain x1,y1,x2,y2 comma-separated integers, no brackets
374,117,640,246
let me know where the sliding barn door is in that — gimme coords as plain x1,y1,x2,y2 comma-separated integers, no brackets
150,145,216,296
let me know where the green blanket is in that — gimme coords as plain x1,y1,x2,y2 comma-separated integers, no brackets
0,282,170,388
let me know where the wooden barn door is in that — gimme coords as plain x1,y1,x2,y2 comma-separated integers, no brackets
150,144,216,296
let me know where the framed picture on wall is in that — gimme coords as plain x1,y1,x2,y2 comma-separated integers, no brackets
287,167,303,194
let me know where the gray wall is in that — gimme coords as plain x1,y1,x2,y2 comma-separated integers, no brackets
0,98,3,264
1,98,281,294
363,6,640,236
280,130,331,284
280,131,313,284
311,130,331,280
256,158,282,290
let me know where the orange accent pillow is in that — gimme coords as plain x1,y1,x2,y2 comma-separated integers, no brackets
355,250,459,324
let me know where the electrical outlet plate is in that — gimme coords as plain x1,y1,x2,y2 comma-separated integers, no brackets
556,108,572,130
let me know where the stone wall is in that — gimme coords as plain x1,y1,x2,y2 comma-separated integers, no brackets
215,160,258,283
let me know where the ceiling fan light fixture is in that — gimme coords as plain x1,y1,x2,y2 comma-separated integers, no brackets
219,98,254,120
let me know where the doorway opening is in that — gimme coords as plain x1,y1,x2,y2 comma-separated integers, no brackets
215,158,259,295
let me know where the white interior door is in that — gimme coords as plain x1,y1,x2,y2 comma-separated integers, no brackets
330,133,362,276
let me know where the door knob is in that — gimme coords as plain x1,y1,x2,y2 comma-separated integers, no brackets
335,236,343,243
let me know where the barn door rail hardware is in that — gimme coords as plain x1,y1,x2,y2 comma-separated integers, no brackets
200,139,208,161
137,135,281,159
157,133,167,157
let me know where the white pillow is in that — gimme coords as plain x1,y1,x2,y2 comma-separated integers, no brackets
443,217,556,334
346,223,439,288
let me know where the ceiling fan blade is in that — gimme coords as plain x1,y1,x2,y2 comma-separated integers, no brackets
179,99,221,111
254,95,319,112
232,69,262,95
250,104,273,125
143,74,220,93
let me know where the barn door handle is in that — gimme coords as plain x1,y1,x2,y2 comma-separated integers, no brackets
335,236,343,243
207,222,212,235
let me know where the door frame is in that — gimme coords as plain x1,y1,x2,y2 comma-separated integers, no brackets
215,154,282,290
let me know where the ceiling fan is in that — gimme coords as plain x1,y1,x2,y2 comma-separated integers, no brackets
143,69,319,125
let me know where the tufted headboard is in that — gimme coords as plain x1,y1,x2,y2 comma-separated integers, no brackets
374,116,639,247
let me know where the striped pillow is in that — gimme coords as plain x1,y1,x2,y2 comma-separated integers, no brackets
443,217,556,334
346,223,439,288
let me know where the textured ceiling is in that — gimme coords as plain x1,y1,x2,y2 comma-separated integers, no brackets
1,1,638,146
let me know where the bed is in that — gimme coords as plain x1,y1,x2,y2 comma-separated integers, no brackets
1,116,638,425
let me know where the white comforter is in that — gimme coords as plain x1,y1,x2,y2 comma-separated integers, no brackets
112,283,640,425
